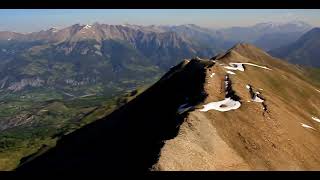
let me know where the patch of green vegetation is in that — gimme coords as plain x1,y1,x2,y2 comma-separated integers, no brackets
0,136,56,171
0,88,64,103
0,101,33,117
20,61,47,76
0,83,151,170
0,101,95,170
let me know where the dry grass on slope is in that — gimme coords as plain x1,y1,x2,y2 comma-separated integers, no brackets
155,44,320,170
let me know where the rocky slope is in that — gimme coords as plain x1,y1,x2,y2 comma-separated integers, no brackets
16,43,320,171
155,43,320,170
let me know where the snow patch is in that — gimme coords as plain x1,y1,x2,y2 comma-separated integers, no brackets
245,84,264,102
312,116,320,123
50,28,58,33
316,89,320,93
84,24,92,29
80,94,95,98
252,95,264,103
177,103,193,114
301,123,316,130
226,71,236,75
242,63,272,70
62,92,75,97
7,38,11,41
199,97,241,112
95,51,103,56
195,56,205,61
210,73,215,78
224,62,272,72
224,63,245,71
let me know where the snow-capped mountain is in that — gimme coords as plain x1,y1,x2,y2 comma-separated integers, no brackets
252,20,312,33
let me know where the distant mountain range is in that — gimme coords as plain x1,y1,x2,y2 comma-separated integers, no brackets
0,23,212,98
157,21,312,51
269,27,320,67
0,21,316,98
1,20,320,171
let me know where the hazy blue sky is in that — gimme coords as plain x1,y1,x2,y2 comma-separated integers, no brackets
0,9,319,33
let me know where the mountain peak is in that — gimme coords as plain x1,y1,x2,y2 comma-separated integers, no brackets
217,43,273,64
48,27,58,32
255,21,311,28
304,27,320,34
297,27,320,42
269,27,320,67
253,21,312,33
232,42,257,49
231,43,268,55
288,20,311,27
183,24,199,28
71,23,82,27
83,24,92,29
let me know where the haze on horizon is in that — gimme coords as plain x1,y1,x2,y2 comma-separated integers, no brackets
0,9,319,33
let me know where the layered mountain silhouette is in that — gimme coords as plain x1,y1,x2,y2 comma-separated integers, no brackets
0,22,313,97
0,23,222,98
270,28,320,67
217,21,311,50
16,43,320,171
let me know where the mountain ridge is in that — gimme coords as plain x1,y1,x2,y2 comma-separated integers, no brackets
269,27,320,67
16,43,320,171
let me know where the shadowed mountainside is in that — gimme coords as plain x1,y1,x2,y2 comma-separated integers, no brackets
16,58,214,172
269,28,320,67
16,43,320,171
